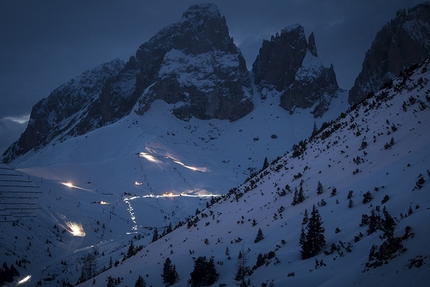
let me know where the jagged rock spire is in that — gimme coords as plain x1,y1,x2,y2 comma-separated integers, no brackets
252,24,339,117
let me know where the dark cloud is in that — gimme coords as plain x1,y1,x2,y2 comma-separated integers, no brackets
0,0,424,154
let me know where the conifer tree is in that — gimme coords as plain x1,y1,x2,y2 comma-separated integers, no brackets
302,209,309,225
234,248,249,286
311,121,318,138
166,222,173,234
152,228,159,243
292,187,299,205
80,252,97,282
189,256,219,287
127,240,135,258
366,208,380,235
381,207,396,238
135,275,147,287
161,258,178,286
300,205,326,259
262,157,269,170
299,226,306,247
298,180,305,203
317,181,324,195
254,228,264,243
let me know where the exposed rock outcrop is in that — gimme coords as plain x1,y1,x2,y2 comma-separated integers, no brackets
348,2,430,105
252,24,340,117
133,3,253,121
3,59,126,162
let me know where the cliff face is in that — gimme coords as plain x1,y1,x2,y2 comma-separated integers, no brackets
3,59,126,161
133,3,253,121
252,24,340,117
348,2,430,105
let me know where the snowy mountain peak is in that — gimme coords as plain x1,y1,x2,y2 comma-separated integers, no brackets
131,3,253,121
3,4,253,162
252,24,340,117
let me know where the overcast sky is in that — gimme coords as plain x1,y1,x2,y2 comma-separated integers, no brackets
0,0,423,155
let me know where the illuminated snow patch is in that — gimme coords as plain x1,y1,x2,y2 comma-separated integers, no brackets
60,181,92,192
139,152,162,164
66,222,86,237
62,182,75,188
172,159,208,172
17,275,31,284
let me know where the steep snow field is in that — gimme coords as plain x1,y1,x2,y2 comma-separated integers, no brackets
76,61,429,286
1,77,347,285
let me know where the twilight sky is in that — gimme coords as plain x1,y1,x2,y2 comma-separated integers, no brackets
0,0,423,155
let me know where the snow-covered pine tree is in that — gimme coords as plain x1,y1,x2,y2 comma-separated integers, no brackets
300,205,326,259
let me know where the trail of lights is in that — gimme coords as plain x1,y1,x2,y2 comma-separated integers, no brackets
123,190,221,232
123,198,138,231
17,275,31,284
126,191,221,200
171,159,208,172
139,148,208,172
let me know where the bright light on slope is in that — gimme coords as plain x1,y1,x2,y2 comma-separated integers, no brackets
165,152,208,172
17,275,31,284
66,221,86,237
139,152,162,164
172,159,208,172
62,182,75,188
60,181,92,192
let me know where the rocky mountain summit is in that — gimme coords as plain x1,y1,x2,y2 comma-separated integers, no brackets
252,24,340,117
133,3,253,121
348,2,430,105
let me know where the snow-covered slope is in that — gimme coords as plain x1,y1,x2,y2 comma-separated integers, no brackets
3,59,428,286
0,70,347,286
76,59,430,287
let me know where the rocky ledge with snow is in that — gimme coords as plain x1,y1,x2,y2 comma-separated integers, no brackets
252,24,340,117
